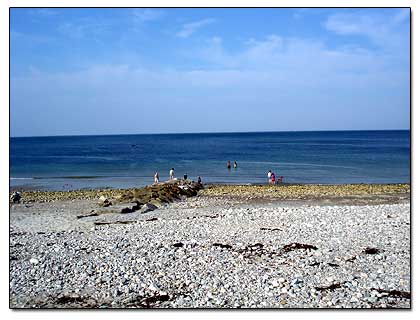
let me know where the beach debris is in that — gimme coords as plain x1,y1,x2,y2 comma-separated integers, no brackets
346,256,357,263
260,227,282,231
55,293,85,304
245,243,264,250
125,294,171,308
145,217,158,222
10,231,27,237
371,288,411,299
173,242,184,248
309,261,321,266
213,243,233,250
328,263,340,268
10,192,22,204
76,210,98,219
93,220,137,226
283,243,318,252
315,282,342,292
187,214,222,220
238,243,266,258
363,247,381,255
205,214,220,219
29,258,39,265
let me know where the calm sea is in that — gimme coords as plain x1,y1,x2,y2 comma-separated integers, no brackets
10,130,410,190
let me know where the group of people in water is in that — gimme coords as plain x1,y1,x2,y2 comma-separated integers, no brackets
267,170,283,184
153,168,202,185
226,160,238,169
153,162,282,185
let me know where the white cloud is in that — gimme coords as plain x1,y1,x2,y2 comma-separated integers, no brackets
57,20,111,39
132,9,164,22
324,9,409,51
176,18,215,38
31,8,59,16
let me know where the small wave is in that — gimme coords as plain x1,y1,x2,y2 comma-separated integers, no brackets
32,176,105,180
10,177,34,180
30,175,153,180
238,161,358,170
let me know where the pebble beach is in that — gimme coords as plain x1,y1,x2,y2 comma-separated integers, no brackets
9,183,411,308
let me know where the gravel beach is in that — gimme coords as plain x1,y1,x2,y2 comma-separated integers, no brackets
9,184,411,308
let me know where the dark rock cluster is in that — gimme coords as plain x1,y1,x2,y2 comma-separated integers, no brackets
95,180,203,215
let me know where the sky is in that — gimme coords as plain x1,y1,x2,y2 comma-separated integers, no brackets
10,8,410,137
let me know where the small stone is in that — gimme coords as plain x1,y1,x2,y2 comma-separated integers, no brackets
29,258,39,265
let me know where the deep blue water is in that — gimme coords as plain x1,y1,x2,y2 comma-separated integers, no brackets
10,130,410,190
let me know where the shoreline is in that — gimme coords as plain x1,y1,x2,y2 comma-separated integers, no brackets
10,183,410,205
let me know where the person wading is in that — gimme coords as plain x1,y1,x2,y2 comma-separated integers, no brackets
267,170,272,184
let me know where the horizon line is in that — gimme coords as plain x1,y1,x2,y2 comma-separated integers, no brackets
10,128,410,139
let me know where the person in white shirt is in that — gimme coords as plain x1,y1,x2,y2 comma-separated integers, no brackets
267,170,272,184
169,168,175,180
154,172,159,184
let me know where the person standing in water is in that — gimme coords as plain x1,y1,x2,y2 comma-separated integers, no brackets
227,161,231,169
234,161,238,169
267,170,272,184
271,171,276,184
154,172,159,184
169,168,175,180
198,176,202,184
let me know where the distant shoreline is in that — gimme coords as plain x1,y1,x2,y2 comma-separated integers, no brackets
10,128,410,139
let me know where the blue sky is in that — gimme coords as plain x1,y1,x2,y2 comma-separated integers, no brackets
10,8,410,136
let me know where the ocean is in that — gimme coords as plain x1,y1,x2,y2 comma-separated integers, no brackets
10,130,410,191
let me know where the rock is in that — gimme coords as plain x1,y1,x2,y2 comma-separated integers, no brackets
29,258,39,265
140,203,158,214
10,192,22,204
149,199,164,208
98,196,111,207
93,203,140,215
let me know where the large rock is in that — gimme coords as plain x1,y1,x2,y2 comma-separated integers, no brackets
102,179,203,214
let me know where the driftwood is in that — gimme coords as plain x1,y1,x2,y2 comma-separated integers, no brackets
315,283,342,291
93,220,137,226
373,288,411,299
